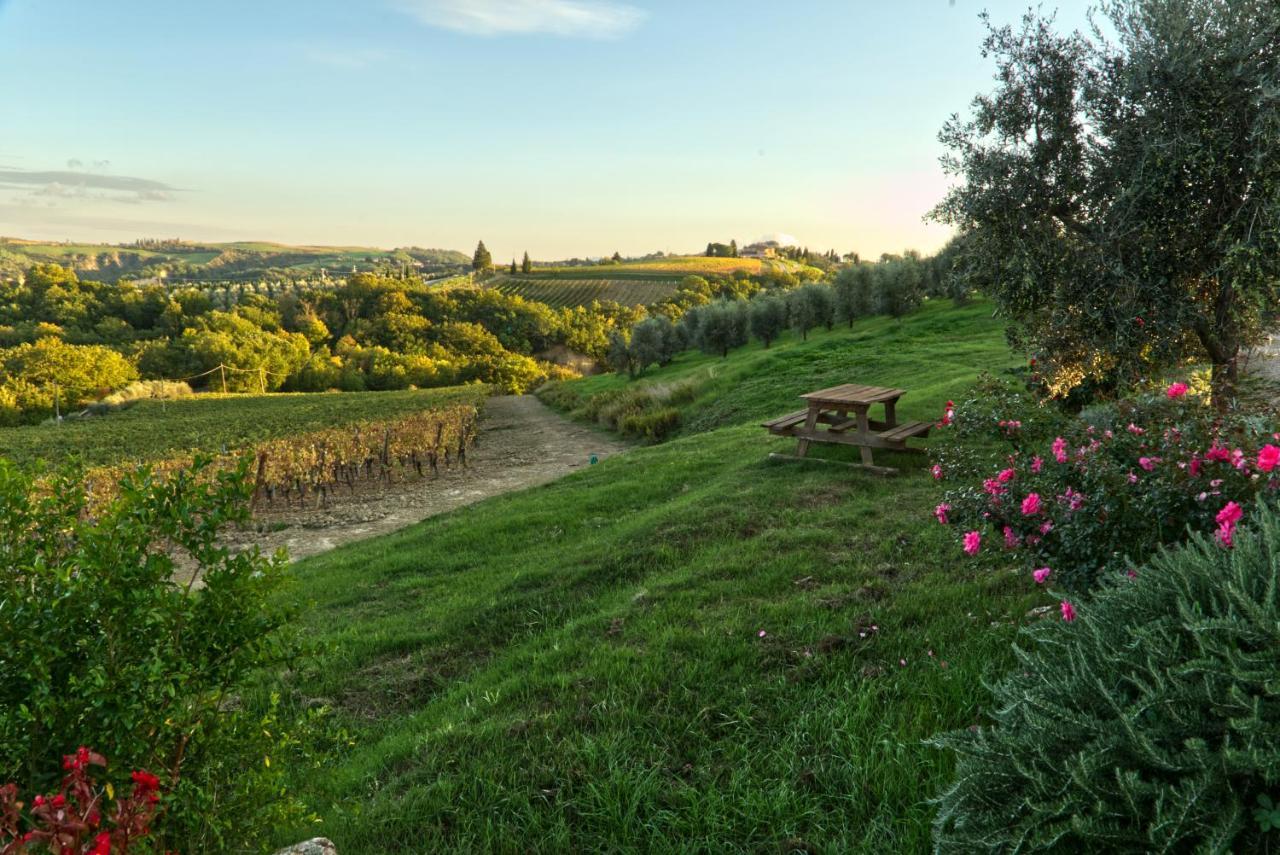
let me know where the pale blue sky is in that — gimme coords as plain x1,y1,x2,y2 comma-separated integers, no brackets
0,1,1091,260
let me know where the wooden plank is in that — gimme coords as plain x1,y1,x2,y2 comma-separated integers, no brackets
796,403,821,458
784,428,925,453
877,420,933,442
800,384,874,404
801,385,905,406
762,410,809,430
766,452,899,477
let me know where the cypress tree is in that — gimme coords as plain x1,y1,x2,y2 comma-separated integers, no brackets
521,251,531,274
472,241,493,271
510,259,517,275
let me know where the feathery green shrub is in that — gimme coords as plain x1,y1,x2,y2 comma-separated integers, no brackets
931,502,1280,852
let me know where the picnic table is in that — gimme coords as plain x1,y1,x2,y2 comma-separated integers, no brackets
761,383,933,475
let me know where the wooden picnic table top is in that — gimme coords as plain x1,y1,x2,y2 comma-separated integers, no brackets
799,384,905,407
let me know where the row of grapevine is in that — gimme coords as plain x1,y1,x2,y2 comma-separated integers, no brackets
490,277,682,308
250,403,478,509
81,402,480,513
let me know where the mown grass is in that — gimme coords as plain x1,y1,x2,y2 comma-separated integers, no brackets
267,299,1044,852
0,386,487,468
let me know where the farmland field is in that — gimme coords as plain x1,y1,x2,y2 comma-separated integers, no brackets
0,386,488,469
489,275,682,308
524,255,820,280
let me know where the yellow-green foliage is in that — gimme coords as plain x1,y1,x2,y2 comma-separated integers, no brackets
0,339,137,424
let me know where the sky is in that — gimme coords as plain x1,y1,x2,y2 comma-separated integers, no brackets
0,0,1093,261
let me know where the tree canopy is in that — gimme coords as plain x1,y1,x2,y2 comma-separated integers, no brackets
933,0,1280,404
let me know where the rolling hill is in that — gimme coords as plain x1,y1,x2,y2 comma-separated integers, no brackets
0,237,469,282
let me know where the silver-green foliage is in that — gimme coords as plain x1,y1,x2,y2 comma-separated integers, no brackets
932,503,1280,852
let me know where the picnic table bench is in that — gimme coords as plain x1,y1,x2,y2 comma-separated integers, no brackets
761,383,932,475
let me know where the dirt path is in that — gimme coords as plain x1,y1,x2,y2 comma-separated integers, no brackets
226,395,628,563
1245,332,1280,387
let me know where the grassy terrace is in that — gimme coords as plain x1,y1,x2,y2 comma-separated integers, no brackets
266,300,1047,852
0,386,487,468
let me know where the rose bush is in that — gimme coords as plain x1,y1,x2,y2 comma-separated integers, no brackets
1,749,160,855
931,375,1279,594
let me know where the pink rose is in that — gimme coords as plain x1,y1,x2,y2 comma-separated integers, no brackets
1060,600,1076,622
1216,501,1244,548
1258,445,1280,472
1033,567,1051,584
1166,382,1188,399
1021,493,1042,516
935,503,950,525
962,531,981,556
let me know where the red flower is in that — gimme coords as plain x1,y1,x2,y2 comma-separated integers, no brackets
1258,444,1280,473
130,770,161,793
90,832,112,855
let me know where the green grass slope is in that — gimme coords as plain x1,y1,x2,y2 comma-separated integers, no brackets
268,300,1042,852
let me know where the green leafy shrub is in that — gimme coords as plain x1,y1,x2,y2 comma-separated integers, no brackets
933,375,1279,594
0,339,138,424
618,406,680,441
931,502,1280,852
0,458,314,851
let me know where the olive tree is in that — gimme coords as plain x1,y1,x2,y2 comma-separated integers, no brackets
933,1,1280,406
695,300,749,357
749,295,787,348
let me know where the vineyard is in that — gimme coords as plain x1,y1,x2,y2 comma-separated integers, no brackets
520,256,821,279
488,275,682,308
83,402,480,511
0,386,487,470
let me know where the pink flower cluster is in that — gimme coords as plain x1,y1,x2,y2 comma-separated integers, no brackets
942,423,1280,601
1216,501,1243,547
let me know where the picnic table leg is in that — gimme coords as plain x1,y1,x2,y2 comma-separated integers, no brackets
796,404,820,458
856,407,875,466
883,399,897,429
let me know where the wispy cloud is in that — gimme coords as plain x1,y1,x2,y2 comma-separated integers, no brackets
392,0,646,39
0,167,179,205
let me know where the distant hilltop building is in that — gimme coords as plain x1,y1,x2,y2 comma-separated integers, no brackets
739,240,780,259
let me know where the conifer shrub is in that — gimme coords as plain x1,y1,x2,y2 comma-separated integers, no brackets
931,502,1280,852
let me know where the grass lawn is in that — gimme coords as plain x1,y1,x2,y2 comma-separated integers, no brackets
0,386,486,469
266,299,1045,852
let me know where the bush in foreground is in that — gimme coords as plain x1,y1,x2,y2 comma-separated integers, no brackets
931,503,1280,852
0,459,313,851
1,748,161,854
